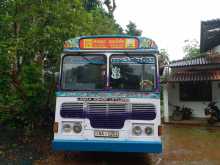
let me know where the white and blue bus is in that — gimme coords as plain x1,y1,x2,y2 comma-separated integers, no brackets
52,35,162,153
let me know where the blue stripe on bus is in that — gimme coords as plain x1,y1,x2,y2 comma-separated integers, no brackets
52,139,162,153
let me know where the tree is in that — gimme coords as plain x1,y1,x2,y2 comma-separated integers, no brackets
183,39,200,59
88,8,123,34
0,0,122,130
103,0,116,15
158,49,169,67
83,0,101,11
125,21,142,36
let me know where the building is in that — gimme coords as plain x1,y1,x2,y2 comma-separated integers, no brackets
163,19,220,122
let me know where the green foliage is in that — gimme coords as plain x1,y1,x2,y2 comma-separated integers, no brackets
158,49,169,95
0,0,122,130
125,21,142,36
83,0,101,11
183,39,200,59
158,49,169,67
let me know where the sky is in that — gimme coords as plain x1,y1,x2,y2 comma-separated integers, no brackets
114,0,220,60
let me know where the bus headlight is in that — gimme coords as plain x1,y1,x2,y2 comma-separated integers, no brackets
62,123,72,133
73,122,82,134
145,126,153,135
132,124,154,136
132,126,142,136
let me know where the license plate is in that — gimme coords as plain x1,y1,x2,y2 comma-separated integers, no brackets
94,130,119,138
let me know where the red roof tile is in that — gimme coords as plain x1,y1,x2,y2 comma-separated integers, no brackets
170,54,220,68
168,70,220,82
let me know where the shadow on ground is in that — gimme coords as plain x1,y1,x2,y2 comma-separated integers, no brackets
1,124,220,165
35,152,155,165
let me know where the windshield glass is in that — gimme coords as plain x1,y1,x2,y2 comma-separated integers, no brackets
61,54,106,90
110,54,156,91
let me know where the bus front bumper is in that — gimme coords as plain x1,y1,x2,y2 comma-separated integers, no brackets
52,139,162,153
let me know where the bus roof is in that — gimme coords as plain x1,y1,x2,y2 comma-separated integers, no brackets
63,35,159,53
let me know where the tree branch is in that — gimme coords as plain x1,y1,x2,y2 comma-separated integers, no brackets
104,0,116,15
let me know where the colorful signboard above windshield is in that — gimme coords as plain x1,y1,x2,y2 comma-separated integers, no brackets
79,38,139,50
63,36,158,51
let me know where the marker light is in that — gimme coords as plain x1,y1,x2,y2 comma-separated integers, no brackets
158,125,162,136
53,122,58,133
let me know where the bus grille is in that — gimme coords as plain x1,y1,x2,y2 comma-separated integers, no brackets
60,103,84,118
132,104,156,120
60,103,156,129
87,103,129,129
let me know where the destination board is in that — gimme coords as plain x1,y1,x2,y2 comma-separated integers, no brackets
79,38,139,49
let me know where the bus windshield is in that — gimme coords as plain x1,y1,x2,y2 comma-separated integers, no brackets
61,54,106,90
110,54,156,91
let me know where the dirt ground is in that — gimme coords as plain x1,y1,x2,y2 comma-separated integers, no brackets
1,124,220,165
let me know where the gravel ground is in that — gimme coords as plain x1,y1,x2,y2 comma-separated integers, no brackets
1,124,220,165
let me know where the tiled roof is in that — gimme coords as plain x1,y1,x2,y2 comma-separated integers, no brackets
200,19,220,52
168,70,220,82
170,54,220,68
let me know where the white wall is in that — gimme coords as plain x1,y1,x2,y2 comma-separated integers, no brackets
212,81,220,106
168,81,220,118
213,45,220,53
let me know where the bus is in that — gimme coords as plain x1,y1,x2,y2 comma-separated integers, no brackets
52,35,162,153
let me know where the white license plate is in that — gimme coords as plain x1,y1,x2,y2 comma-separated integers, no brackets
94,130,119,138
